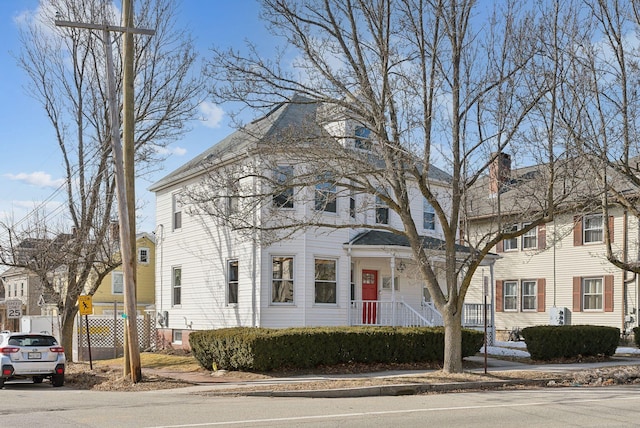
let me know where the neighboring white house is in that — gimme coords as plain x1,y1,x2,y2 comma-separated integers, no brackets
150,97,492,349
465,153,640,339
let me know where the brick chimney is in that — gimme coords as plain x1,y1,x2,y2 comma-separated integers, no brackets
489,152,511,194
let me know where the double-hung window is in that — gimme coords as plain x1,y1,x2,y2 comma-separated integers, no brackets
138,247,150,264
314,259,337,304
375,190,389,225
172,267,182,306
272,256,294,303
503,281,518,311
273,166,294,208
315,172,337,213
227,179,240,215
583,277,603,310
112,271,124,295
172,193,182,230
521,280,537,311
521,224,537,249
227,260,238,305
349,189,356,219
583,214,603,243
423,198,435,231
354,126,372,150
503,224,518,251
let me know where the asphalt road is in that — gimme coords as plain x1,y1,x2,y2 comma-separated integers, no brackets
1,382,640,427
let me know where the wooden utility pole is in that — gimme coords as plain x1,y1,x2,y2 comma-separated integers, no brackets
122,0,136,378
55,12,154,383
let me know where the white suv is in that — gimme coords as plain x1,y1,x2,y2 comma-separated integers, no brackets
0,331,66,388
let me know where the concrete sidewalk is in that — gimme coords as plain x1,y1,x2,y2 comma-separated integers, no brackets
145,354,640,397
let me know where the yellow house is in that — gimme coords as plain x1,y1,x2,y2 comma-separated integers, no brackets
91,233,155,316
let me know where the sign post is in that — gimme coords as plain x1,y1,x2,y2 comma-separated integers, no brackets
78,295,94,369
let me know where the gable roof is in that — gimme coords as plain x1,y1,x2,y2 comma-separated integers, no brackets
150,96,453,192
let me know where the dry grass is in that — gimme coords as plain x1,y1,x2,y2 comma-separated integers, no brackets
63,352,640,393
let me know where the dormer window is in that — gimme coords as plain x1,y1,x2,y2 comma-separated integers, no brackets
355,126,372,150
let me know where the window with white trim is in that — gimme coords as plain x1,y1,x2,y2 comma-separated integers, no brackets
315,172,337,213
172,193,182,230
504,280,518,311
273,166,294,208
375,190,389,225
521,280,537,311
349,189,356,219
354,126,372,150
350,262,355,301
503,224,518,251
172,330,182,344
227,260,238,305
521,224,537,249
584,214,603,243
138,247,150,264
227,179,240,215
583,277,603,310
314,259,337,304
272,256,294,303
172,267,182,306
423,198,435,231
112,271,124,295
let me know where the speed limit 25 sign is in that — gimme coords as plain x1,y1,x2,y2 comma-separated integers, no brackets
6,299,23,319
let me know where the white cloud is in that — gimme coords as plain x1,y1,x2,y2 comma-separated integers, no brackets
5,171,65,188
151,144,187,156
199,102,225,128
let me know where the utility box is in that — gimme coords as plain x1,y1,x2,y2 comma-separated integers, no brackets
549,307,569,325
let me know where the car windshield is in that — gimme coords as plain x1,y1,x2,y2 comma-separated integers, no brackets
8,335,58,347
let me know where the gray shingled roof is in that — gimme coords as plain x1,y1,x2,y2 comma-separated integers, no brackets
465,154,639,220
347,230,472,253
150,97,453,192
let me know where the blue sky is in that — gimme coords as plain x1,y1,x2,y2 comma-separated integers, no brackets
0,0,271,234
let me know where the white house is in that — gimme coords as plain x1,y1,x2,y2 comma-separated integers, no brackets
150,97,490,349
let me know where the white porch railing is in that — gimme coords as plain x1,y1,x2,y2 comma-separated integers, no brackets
348,300,492,328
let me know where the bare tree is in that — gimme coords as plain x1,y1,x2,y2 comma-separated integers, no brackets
560,0,640,270
190,0,587,373
0,0,202,358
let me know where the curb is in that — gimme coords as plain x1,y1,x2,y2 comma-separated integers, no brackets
241,378,554,398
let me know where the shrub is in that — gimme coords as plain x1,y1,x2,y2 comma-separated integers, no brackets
633,327,640,348
522,325,619,360
189,326,484,371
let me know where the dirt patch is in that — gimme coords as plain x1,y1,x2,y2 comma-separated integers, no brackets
63,355,640,393
64,363,195,391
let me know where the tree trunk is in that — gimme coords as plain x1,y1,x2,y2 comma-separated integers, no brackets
442,305,463,373
60,310,77,362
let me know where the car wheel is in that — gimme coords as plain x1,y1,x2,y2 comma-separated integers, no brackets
33,376,44,384
51,374,64,387
0,378,4,389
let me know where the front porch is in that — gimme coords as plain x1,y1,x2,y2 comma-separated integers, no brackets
349,300,492,329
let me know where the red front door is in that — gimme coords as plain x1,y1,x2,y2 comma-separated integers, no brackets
362,270,378,324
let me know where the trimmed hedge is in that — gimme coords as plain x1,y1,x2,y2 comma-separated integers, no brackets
522,325,619,360
189,326,484,371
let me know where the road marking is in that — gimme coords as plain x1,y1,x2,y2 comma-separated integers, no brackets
148,391,640,427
